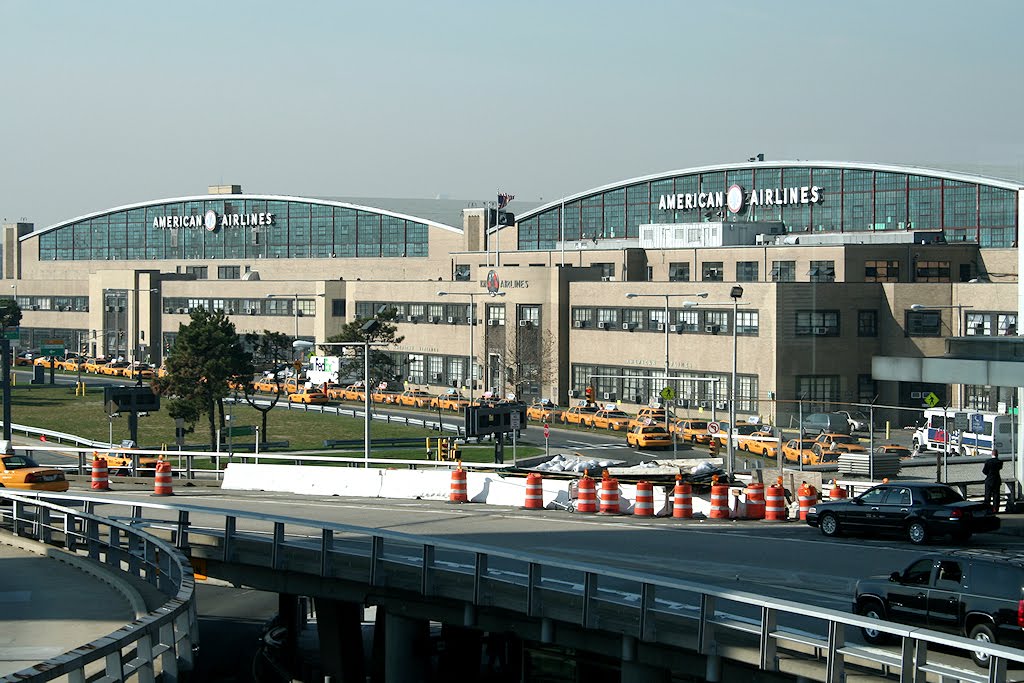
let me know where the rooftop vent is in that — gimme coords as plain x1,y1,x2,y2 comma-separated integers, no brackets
208,184,242,195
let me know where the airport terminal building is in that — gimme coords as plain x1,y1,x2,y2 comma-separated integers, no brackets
5,160,1022,426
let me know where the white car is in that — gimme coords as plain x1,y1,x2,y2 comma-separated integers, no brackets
837,410,872,432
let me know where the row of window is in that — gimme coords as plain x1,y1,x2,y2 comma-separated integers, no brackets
353,301,543,326
570,364,759,413
38,200,431,261
570,307,759,335
668,259,965,284
159,297,325,317
10,296,90,312
181,265,247,280
518,167,1018,250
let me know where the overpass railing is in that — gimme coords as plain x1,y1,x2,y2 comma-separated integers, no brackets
10,492,1024,683
0,493,199,683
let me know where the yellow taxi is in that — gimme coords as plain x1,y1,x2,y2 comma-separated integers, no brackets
99,360,131,376
14,352,34,366
559,404,599,425
59,355,86,371
431,391,469,411
628,406,669,431
156,365,168,378
588,408,631,431
105,450,161,476
673,419,712,444
288,386,329,404
626,424,674,449
252,376,280,393
371,388,398,404
736,427,779,455
33,356,60,369
875,444,914,459
812,433,866,457
781,439,818,464
0,453,69,492
120,362,155,379
83,357,108,373
395,389,433,408
526,399,558,422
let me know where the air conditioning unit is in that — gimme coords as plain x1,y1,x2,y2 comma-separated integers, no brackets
716,401,728,410
623,323,636,331
177,308,186,314
249,308,258,315
656,323,666,331
165,307,175,314
488,319,499,326
432,373,443,380
573,320,584,328
601,276,614,282
519,320,531,328
814,327,830,335
568,390,580,398
30,305,38,311
116,306,124,312
105,306,114,312
430,316,440,323
447,316,455,324
699,401,708,408
705,325,720,334
603,392,617,401
597,321,608,329
669,324,682,333
406,315,416,322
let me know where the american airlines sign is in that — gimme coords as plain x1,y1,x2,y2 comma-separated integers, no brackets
152,210,276,231
659,184,823,214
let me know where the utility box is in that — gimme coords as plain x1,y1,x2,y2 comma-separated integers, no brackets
31,366,44,384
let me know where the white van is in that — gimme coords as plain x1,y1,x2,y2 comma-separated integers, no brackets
912,408,1016,457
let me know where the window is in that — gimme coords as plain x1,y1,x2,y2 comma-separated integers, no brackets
669,262,690,282
771,261,795,282
736,261,759,282
702,262,724,281
705,310,729,334
915,260,950,283
864,260,899,282
266,298,290,315
808,260,835,283
331,299,346,317
999,313,1017,336
571,307,592,326
487,304,506,325
594,263,615,279
966,312,992,336
736,310,759,335
596,308,619,327
796,310,840,336
428,356,444,382
858,374,877,404
454,264,471,281
185,266,208,280
906,310,942,336
676,308,699,333
622,308,644,328
797,375,840,404
936,560,963,587
857,310,878,337
297,299,316,316
218,265,241,280
647,308,667,330
518,305,540,326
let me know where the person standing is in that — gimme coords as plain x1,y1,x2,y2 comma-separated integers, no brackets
982,448,1003,513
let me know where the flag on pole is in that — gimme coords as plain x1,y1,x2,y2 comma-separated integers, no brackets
497,192,515,210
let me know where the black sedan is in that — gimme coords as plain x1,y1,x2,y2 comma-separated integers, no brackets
806,482,999,544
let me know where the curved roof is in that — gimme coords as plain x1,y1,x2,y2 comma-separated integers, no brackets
516,160,1024,223
22,193,464,242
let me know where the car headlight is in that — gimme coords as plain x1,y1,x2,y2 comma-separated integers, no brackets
807,506,817,514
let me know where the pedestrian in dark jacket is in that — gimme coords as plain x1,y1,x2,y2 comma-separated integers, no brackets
982,449,1003,513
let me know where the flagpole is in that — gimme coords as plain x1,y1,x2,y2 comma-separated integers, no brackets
495,196,500,268
560,198,565,267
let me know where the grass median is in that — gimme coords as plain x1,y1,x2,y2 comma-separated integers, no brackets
10,384,540,465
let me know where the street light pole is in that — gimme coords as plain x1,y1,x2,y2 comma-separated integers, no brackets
437,291,505,405
729,287,743,480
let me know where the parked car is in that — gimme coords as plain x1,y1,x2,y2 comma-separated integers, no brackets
626,425,673,449
526,399,558,422
781,438,818,464
588,408,631,431
0,453,69,492
806,482,1000,545
800,412,852,435
560,405,599,426
431,391,468,411
288,387,329,405
812,433,866,457
875,444,914,459
854,551,1024,666
629,406,670,431
736,427,779,455
13,351,34,366
673,419,711,444
395,389,433,408
836,409,873,432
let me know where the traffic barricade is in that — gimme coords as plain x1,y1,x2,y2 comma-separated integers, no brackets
765,483,787,521
599,471,620,514
744,482,766,520
575,474,597,513
828,479,847,500
709,476,730,519
90,453,110,491
633,481,654,517
672,476,692,519
153,460,174,496
798,482,817,520
524,473,544,510
449,463,468,503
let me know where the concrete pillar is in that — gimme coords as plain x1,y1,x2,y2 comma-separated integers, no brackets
382,610,430,683
277,593,301,672
706,653,722,682
315,599,365,683
436,624,481,680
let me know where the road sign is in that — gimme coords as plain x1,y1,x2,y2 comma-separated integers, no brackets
924,392,940,408
41,342,65,356
543,424,549,439
293,359,303,374
708,421,721,434
511,411,521,430
971,413,985,433
954,412,968,432
660,385,675,401
2,327,19,340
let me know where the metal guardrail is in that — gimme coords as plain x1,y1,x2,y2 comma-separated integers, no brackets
0,492,198,682
11,492,1024,683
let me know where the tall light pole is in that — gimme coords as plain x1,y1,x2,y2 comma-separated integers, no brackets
910,302,974,407
625,291,707,450
295,335,388,468
729,286,744,481
129,288,158,385
437,291,505,404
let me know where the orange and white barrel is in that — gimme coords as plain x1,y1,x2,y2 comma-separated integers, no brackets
709,484,730,519
829,479,847,500
599,475,621,514
765,484,786,521
798,482,816,520
672,478,693,519
152,460,174,496
524,473,544,510
576,476,597,513
449,465,468,504
633,481,654,517
744,483,766,520
91,456,110,491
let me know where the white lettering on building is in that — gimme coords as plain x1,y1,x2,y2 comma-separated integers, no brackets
153,211,275,229
659,186,822,214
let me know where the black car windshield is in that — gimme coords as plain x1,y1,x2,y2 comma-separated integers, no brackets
924,486,965,504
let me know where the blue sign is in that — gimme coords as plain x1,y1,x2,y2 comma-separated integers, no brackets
970,413,985,434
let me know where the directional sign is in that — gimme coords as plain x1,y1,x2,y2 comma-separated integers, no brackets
543,424,549,439
41,342,65,356
924,392,940,408
970,413,985,434
3,327,19,340
707,421,721,435
660,385,676,401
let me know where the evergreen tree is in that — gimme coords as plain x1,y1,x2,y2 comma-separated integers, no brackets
0,298,22,333
153,308,251,448
241,330,292,443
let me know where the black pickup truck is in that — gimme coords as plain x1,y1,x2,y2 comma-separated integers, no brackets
854,550,1024,667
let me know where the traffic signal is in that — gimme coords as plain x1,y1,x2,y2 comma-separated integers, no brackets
585,386,593,401
488,209,515,227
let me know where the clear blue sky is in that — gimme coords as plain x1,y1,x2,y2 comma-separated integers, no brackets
2,0,1022,229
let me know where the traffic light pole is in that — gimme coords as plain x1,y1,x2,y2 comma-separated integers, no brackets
1,339,10,441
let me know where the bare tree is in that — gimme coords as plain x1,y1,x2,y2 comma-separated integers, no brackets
502,326,558,401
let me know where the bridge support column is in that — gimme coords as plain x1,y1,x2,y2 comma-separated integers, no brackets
380,609,430,683
277,593,301,672
620,636,670,683
314,599,365,682
706,653,722,682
